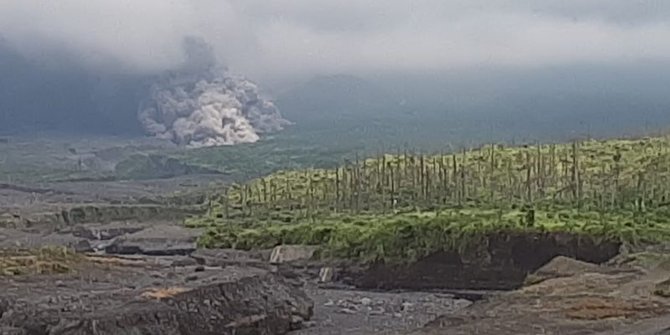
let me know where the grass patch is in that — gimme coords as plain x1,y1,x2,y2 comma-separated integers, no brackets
0,247,82,276
188,135,670,263
196,208,670,263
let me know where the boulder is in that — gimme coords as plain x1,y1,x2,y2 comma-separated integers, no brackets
654,277,670,298
105,225,200,256
524,256,602,286
269,245,318,264
0,229,93,252
71,224,146,240
190,248,268,268
319,267,335,283
0,213,22,228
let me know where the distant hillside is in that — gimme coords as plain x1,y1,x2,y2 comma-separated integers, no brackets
274,66,670,149
276,74,404,124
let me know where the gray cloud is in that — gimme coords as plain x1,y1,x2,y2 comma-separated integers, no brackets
1,0,669,82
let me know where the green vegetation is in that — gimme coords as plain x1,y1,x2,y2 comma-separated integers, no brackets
0,247,81,276
114,153,219,180
194,209,670,263
189,136,670,262
110,128,362,181
170,134,358,179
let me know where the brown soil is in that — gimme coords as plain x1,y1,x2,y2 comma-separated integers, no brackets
344,232,620,291
410,255,670,335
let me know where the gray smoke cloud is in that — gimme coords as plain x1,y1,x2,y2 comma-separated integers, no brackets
138,38,289,147
2,0,670,139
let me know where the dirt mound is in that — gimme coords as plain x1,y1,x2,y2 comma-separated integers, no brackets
0,256,313,335
564,296,666,320
104,225,200,256
410,256,670,335
524,255,602,285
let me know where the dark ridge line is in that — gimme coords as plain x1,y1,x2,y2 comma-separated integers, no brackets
0,183,76,195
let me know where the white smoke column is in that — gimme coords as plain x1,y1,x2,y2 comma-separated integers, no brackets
138,37,289,148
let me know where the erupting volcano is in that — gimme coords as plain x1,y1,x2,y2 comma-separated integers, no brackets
138,37,289,148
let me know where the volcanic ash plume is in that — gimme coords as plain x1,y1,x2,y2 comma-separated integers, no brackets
138,39,289,148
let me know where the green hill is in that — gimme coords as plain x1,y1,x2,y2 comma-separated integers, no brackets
187,135,670,262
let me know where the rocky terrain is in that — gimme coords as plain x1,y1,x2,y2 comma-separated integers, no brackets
0,253,312,334
4,137,670,334
411,254,670,334
0,223,472,335
6,202,670,335
6,209,670,335
3,179,670,335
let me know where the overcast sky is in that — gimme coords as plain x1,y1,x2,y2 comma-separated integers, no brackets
1,0,670,83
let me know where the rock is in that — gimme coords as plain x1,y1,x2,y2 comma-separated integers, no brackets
318,267,335,283
0,298,9,318
524,256,602,286
269,245,318,264
70,239,94,253
408,259,670,335
301,320,317,329
104,225,199,256
654,278,670,298
71,224,146,241
190,249,267,268
338,308,357,315
1,273,313,335
89,239,115,252
336,299,353,307
0,327,25,335
290,315,305,330
0,229,92,252
609,251,670,271
360,297,372,306
592,314,670,334
171,257,199,267
369,309,384,316
0,213,22,228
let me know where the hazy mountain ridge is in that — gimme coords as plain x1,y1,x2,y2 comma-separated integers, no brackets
2,43,670,145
